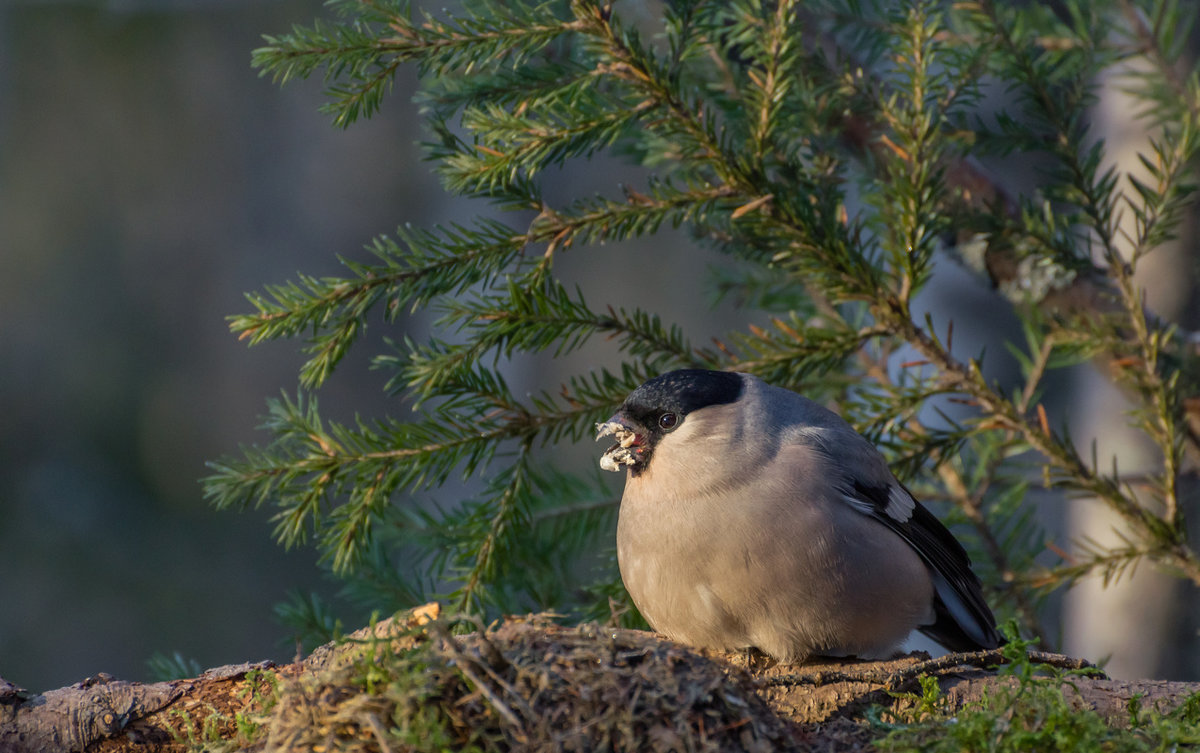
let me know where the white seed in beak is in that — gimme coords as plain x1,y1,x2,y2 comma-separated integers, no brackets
596,421,641,472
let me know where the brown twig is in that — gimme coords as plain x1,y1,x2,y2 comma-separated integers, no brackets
765,648,1103,692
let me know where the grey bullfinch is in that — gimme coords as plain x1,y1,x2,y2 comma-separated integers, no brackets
597,368,1002,661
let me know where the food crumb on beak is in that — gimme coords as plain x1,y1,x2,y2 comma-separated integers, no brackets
596,421,642,472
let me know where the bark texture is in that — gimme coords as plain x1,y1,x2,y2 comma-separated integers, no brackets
2,610,1196,753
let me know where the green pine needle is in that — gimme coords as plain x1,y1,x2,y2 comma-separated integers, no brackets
210,0,1200,630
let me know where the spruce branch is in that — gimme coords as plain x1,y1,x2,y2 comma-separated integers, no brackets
231,220,528,388
383,281,707,407
454,438,536,613
435,281,704,365
205,363,652,575
419,60,596,117
1116,0,1200,124
737,0,802,157
253,0,583,127
871,0,955,304
883,305,1200,586
728,319,888,389
1023,539,1165,590
444,99,654,192
213,0,1200,630
523,182,738,257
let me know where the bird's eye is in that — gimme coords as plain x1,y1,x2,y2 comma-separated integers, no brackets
658,412,679,431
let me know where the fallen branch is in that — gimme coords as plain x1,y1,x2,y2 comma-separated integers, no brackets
3,608,1197,752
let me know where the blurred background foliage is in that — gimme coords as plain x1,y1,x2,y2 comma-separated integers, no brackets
0,0,731,690
3,0,1200,690
0,0,431,689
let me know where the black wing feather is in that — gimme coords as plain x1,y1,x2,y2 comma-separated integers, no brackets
852,480,1003,651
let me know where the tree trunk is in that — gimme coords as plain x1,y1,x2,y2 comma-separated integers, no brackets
3,608,1196,752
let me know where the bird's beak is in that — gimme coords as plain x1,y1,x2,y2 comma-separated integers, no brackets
595,413,647,472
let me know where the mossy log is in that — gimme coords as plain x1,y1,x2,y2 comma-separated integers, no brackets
3,606,1197,752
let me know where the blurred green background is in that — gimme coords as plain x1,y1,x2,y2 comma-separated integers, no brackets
0,0,442,690
0,0,734,690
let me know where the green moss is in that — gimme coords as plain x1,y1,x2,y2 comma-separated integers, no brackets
877,637,1200,753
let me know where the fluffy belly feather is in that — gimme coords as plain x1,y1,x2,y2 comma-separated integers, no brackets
617,485,934,661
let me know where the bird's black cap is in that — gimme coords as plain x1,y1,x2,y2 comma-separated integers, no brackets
622,369,744,421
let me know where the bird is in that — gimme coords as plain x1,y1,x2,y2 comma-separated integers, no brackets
595,368,1002,662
